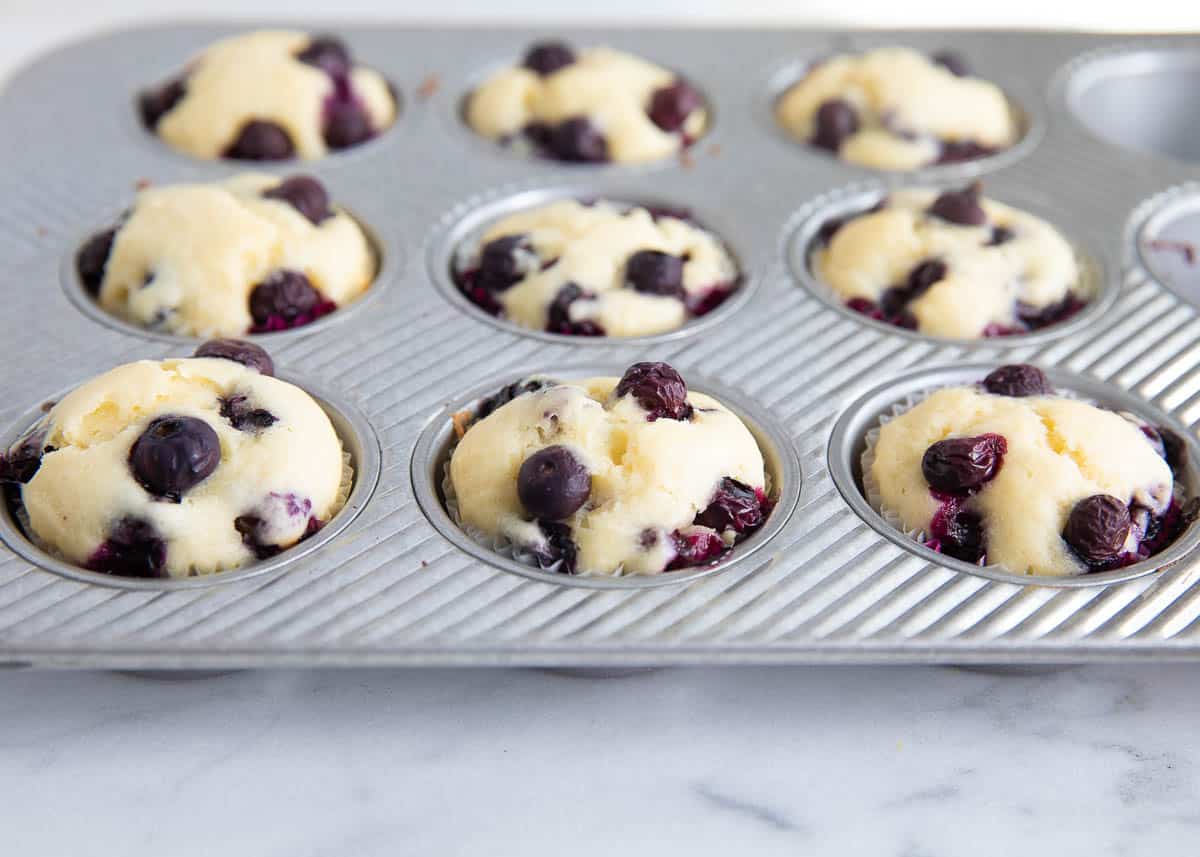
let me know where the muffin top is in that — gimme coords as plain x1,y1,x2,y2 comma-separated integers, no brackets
870,365,1184,576
449,363,769,575
0,344,348,578
78,174,374,338
466,41,706,163
457,199,737,337
814,184,1083,339
140,30,397,161
776,46,1019,170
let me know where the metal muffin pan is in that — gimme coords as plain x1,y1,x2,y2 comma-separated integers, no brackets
2,26,1200,668
828,363,1200,588
411,363,802,590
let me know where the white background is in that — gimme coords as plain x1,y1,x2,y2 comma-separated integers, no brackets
3,5,1200,855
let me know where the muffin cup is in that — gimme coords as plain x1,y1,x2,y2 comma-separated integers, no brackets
830,363,1200,588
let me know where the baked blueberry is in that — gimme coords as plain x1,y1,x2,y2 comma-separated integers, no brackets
812,99,859,151
929,183,987,226
477,378,551,421
129,415,221,502
548,117,609,163
695,478,765,534
615,362,693,422
262,175,332,225
76,229,116,296
86,518,168,578
249,270,322,327
982,364,1052,398
648,81,702,133
523,41,576,75
296,36,351,78
324,99,374,150
219,395,279,433
224,121,296,161
1064,494,1132,567
476,235,533,293
194,339,275,376
921,434,1007,495
546,283,604,336
625,250,685,297
517,445,592,520
139,78,187,130
0,430,49,485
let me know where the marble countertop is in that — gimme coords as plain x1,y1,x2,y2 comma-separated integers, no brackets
4,8,1200,854
4,664,1199,854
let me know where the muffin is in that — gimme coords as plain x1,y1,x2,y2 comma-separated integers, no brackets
812,184,1086,339
447,362,772,576
775,47,1019,170
455,199,738,337
867,364,1190,576
0,341,350,579
465,40,706,163
139,30,397,160
76,174,375,337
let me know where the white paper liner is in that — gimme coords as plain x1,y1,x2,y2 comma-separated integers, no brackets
860,384,1180,577
441,406,777,580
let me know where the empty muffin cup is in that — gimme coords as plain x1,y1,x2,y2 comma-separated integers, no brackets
1065,47,1200,164
411,363,801,589
1130,182,1200,309
785,182,1113,345
828,363,1200,587
0,353,380,590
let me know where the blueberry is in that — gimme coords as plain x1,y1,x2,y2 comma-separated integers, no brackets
1064,494,1132,567
224,120,295,161
0,429,50,484
522,41,575,75
982,364,1052,397
476,234,532,293
86,517,167,578
921,433,1007,495
477,378,550,421
324,99,373,150
296,36,351,78
932,51,970,77
249,270,321,327
812,99,858,152
694,477,765,534
139,78,186,129
531,520,578,574
77,229,116,295
931,505,986,564
625,250,685,298
929,183,987,226
1015,294,1085,330
546,283,604,336
1159,426,1188,476
219,395,278,433
234,514,281,560
988,226,1015,246
517,445,591,521
194,339,275,376
128,415,221,502
615,362,693,422
937,140,995,164
668,528,727,570
262,176,331,225
647,81,702,132
548,118,608,163
906,259,947,300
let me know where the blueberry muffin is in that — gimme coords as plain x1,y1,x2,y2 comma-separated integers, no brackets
869,365,1190,576
448,363,772,575
465,41,706,163
139,30,397,160
0,341,349,579
76,174,374,337
456,200,737,337
776,47,1019,170
813,184,1085,339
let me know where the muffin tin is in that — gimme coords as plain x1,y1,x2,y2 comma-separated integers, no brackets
2,25,1200,668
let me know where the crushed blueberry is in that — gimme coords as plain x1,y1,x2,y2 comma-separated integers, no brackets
694,478,766,534
219,395,278,433
546,283,604,336
931,51,970,77
531,520,578,574
648,80,702,132
1064,494,1132,568
928,501,986,564
194,339,275,376
928,183,987,227
615,362,693,422
474,234,533,294
296,35,351,77
224,120,296,161
77,229,116,295
937,140,997,164
522,41,576,75
262,176,332,225
547,117,609,163
139,77,187,129
128,415,221,502
667,528,728,570
625,250,685,298
248,270,334,332
0,429,50,484
812,99,858,152
905,259,947,300
235,493,319,560
922,433,1007,496
1013,294,1086,332
477,378,551,421
982,364,1052,397
517,445,591,521
86,517,167,578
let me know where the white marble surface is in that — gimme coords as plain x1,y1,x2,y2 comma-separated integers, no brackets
2,665,1199,854
4,7,1200,854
